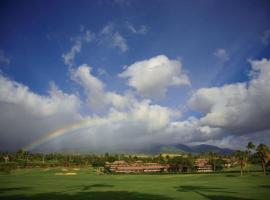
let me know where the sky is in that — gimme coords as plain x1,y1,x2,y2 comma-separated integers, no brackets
0,0,270,152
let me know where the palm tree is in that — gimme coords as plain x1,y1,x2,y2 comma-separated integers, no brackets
208,152,218,172
234,150,248,176
247,142,255,153
246,142,255,172
256,144,270,175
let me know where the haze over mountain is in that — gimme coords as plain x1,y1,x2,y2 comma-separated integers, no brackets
34,143,234,156
0,0,270,152
136,144,234,155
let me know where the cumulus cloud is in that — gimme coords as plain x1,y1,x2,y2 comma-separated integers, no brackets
100,23,128,52
60,114,223,152
119,55,190,98
164,117,223,144
0,68,183,151
126,22,149,35
189,58,270,134
71,64,133,110
62,58,270,150
62,30,95,66
1,55,270,151
261,29,270,46
0,49,10,65
213,48,229,61
0,76,81,117
200,130,270,150
0,74,82,150
109,99,176,131
45,98,182,152
71,64,107,110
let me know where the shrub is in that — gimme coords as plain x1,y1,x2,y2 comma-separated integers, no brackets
0,162,18,174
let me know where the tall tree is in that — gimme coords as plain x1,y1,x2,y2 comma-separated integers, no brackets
235,150,248,176
246,142,255,172
256,144,270,175
247,142,255,153
208,152,218,172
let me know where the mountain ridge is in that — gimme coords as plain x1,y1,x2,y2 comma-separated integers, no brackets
144,143,235,155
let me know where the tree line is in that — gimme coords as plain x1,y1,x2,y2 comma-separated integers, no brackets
0,142,269,175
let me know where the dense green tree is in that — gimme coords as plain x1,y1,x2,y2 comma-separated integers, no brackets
247,142,255,152
256,144,270,175
234,150,248,176
154,154,166,164
246,141,255,172
208,152,219,171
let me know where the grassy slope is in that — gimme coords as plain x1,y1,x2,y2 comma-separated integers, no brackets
0,168,269,200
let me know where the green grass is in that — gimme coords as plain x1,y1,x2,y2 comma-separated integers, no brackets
0,168,269,200
222,164,262,172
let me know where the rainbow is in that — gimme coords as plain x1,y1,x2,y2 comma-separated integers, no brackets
23,118,106,151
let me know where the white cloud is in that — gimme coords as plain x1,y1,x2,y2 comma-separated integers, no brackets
193,129,270,150
106,92,133,110
119,55,190,98
261,29,270,46
62,40,81,67
0,74,82,150
164,117,223,144
0,49,10,65
213,48,229,61
130,100,176,131
189,58,270,134
49,98,182,152
100,23,128,52
71,64,133,110
62,30,95,66
71,64,107,110
1,55,270,151
126,22,149,35
0,76,81,117
108,99,177,131
68,57,270,151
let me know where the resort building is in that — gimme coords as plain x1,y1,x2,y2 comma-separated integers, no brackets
223,157,239,168
105,160,169,173
195,158,213,172
167,164,191,172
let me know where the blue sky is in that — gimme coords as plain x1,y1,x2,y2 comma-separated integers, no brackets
0,0,270,151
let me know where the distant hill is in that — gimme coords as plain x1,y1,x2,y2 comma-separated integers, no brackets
36,143,234,155
143,143,234,155
175,144,234,155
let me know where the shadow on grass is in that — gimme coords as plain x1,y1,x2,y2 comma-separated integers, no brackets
0,191,173,200
63,183,114,192
199,195,256,200
175,185,255,200
0,187,31,194
176,185,234,194
260,185,270,189
225,174,238,177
